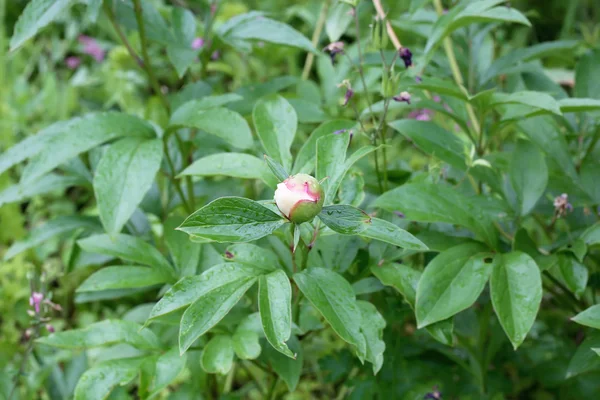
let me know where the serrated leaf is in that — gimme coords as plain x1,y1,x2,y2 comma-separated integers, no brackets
318,205,371,235
94,137,162,235
201,335,235,374
253,94,297,171
490,252,542,349
259,270,294,358
294,268,366,359
416,243,491,328
36,320,160,350
178,197,286,242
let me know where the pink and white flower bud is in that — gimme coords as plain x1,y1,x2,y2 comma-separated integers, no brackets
274,174,324,224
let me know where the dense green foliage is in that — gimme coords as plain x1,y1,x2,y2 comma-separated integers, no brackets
1,0,600,399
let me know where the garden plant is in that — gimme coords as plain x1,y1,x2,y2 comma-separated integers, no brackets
1,0,600,399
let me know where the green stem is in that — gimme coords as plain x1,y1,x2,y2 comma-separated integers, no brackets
267,376,280,400
163,137,192,213
102,1,144,67
432,0,481,146
132,0,170,113
351,9,377,126
302,0,330,79
543,271,585,311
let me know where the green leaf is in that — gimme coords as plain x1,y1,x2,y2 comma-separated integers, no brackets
318,205,371,235
408,77,469,101
253,94,297,171
557,255,588,298
288,99,328,124
575,49,600,100
339,170,365,207
232,330,262,360
325,2,353,42
490,91,562,115
167,7,197,78
566,331,600,379
112,0,174,44
94,138,162,236
259,270,294,358
141,348,187,398
177,197,286,242
481,40,579,85
77,266,168,292
264,154,289,182
4,216,100,261
173,94,243,113
262,335,303,391
74,357,145,400
224,243,280,272
169,107,253,150
361,218,428,251
388,120,468,171
201,335,235,374
357,301,386,374
21,113,156,185
10,0,73,51
179,276,257,354
558,98,600,113
517,116,577,179
293,120,356,174
572,305,600,330
416,243,491,328
0,173,86,207
509,139,548,216
294,268,366,359
424,0,530,58
179,153,276,186
372,263,454,345
147,263,260,323
78,234,174,280
36,320,160,350
374,183,498,248
164,216,200,277
581,223,600,246
490,252,542,349
316,133,378,204
221,15,317,53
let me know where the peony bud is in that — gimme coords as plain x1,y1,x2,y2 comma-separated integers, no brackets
274,174,324,224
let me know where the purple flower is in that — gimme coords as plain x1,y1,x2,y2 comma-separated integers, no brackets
424,386,442,399
46,324,55,333
343,88,354,106
433,95,441,103
333,129,347,135
554,193,573,217
408,109,434,121
30,292,43,314
65,56,81,70
79,35,105,62
399,47,413,68
191,37,205,50
393,211,405,218
211,50,220,60
324,41,345,63
393,91,411,104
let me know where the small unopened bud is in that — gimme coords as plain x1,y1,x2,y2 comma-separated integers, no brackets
46,324,55,333
274,174,324,224
393,91,411,104
324,41,345,64
371,15,388,50
399,47,413,68
65,56,81,70
224,250,234,259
